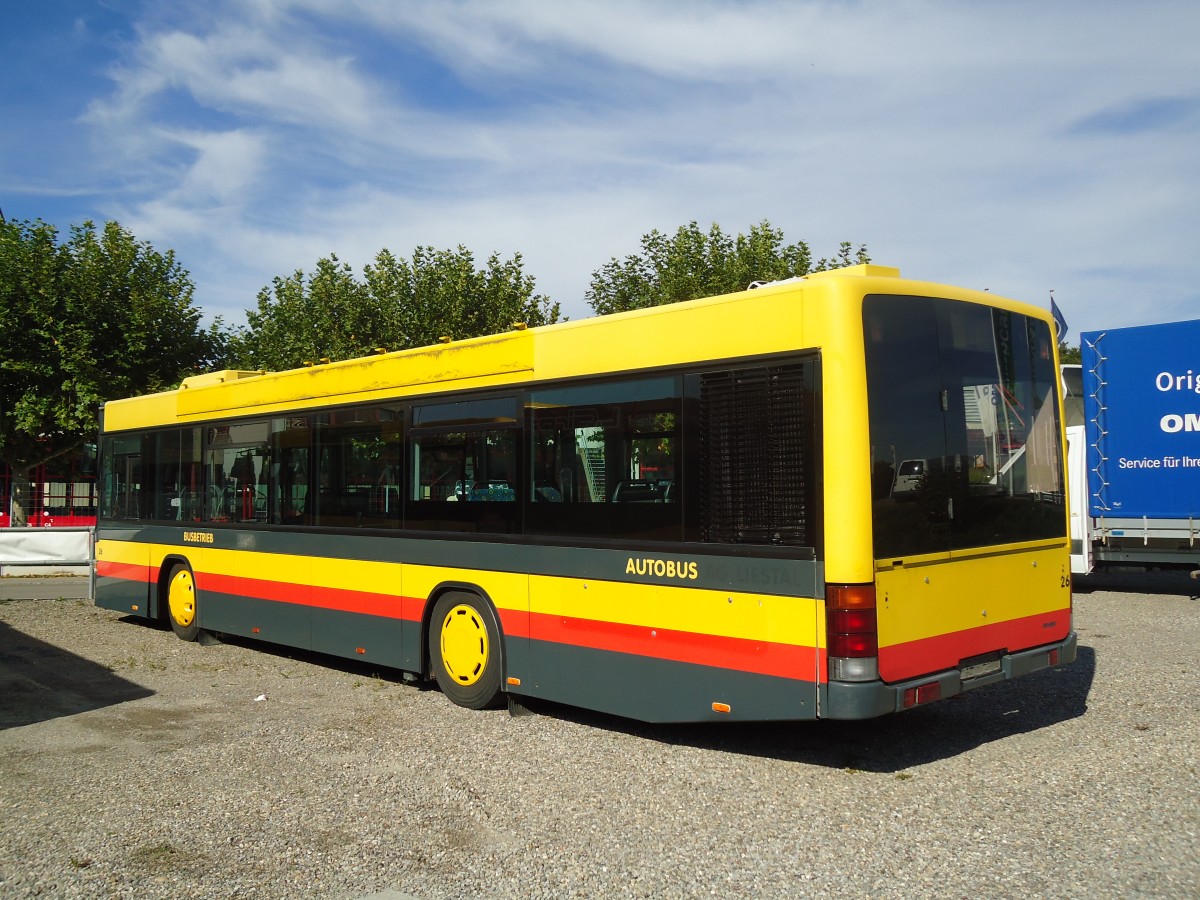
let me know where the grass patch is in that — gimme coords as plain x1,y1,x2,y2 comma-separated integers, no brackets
133,842,179,861
130,842,195,872
107,656,167,672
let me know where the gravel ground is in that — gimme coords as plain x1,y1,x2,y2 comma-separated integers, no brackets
1,582,1197,899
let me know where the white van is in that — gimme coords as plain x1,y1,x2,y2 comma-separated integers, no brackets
892,458,927,497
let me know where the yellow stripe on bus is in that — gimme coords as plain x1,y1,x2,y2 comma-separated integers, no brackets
528,575,820,646
97,541,820,645
95,539,153,566
404,566,529,614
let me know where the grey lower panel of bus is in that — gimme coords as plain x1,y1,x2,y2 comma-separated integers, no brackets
820,631,1079,720
520,640,818,723
195,583,816,722
199,589,416,672
95,573,149,617
96,525,825,723
166,582,816,723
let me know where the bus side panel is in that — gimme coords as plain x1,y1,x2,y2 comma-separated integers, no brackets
190,552,411,667
94,537,151,617
192,548,311,648
148,539,420,669
875,545,1071,683
198,589,312,649
522,575,820,721
308,557,410,669
526,642,818,722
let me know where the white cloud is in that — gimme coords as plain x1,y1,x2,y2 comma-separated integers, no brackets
88,21,379,135
174,129,267,206
23,0,1194,335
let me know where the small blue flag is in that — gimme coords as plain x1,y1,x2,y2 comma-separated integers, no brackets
1051,294,1068,343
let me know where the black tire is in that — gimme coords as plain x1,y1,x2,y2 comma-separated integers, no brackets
428,592,504,709
165,563,200,642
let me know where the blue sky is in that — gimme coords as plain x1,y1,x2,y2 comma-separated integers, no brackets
4,0,1198,339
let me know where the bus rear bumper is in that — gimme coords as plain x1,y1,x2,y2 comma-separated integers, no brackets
820,631,1078,720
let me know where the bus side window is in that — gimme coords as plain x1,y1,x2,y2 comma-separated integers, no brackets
407,426,519,532
205,422,270,524
146,428,203,521
99,434,144,521
312,406,403,528
527,377,681,541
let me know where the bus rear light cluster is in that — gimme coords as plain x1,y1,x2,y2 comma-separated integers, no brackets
826,583,879,683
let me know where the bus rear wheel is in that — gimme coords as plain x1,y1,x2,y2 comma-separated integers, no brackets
166,564,200,642
429,592,503,709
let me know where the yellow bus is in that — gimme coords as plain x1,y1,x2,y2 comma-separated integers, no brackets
95,264,1076,722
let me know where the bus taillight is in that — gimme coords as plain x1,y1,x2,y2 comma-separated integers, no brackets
826,583,879,683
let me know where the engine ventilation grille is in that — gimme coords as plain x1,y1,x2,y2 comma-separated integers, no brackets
699,363,811,546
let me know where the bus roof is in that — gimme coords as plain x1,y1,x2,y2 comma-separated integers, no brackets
102,263,1047,432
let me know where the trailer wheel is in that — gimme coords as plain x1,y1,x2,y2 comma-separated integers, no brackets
166,564,200,642
429,592,503,709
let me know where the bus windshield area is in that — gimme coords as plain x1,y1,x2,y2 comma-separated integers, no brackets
864,295,1066,558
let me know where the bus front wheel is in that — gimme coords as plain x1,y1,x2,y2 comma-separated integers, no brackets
429,592,503,709
165,564,200,642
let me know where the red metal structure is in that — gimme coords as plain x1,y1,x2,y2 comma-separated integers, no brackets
1,453,97,528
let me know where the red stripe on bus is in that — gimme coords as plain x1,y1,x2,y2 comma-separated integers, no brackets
197,572,418,620
311,584,420,620
96,560,152,583
879,608,1072,682
496,608,529,638
526,610,818,680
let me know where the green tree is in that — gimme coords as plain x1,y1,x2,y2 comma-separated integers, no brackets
232,255,369,372
1060,344,1081,364
231,245,561,371
0,218,220,525
585,220,870,315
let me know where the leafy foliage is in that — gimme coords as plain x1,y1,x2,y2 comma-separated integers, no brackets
1,218,219,523
585,220,870,315
1059,344,1081,364
1,219,218,465
231,246,561,371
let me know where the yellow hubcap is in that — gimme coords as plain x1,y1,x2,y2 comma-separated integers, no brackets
169,570,195,628
439,604,489,686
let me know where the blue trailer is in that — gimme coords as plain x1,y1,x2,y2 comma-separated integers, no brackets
1073,319,1200,573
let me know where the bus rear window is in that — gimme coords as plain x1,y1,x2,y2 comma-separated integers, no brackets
864,295,1065,558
